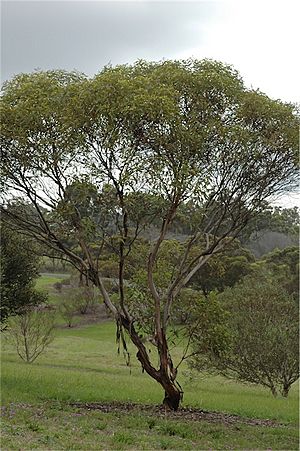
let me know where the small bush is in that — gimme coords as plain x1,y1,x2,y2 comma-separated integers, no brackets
53,281,63,292
59,286,98,326
73,286,97,314
191,274,299,397
7,308,56,363
59,293,78,327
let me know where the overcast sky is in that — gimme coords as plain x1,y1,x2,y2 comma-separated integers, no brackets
2,0,299,103
1,0,299,205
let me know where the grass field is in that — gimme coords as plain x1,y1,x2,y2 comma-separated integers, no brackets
1,274,299,450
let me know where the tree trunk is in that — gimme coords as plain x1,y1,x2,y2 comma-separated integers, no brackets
92,271,183,410
162,381,182,410
120,315,182,410
158,328,182,410
270,385,277,397
281,385,290,397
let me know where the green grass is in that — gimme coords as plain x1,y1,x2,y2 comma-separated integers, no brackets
36,273,69,291
1,402,299,450
36,273,69,306
2,322,298,422
1,274,299,449
36,272,89,327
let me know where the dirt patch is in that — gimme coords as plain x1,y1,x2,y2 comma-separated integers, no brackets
69,401,282,428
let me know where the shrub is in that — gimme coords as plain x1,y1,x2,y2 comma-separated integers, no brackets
59,286,98,326
7,308,56,363
190,274,299,397
59,292,78,327
0,221,46,326
73,285,97,314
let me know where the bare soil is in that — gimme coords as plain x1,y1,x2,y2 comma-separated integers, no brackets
69,401,283,427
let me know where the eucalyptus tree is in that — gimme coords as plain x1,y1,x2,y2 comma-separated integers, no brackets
1,60,298,409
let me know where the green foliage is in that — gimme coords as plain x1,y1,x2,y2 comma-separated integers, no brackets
2,60,298,252
0,222,47,325
249,246,299,300
185,292,231,355
190,240,255,295
241,205,299,243
40,256,71,273
59,284,98,326
98,259,119,279
172,288,201,325
74,285,98,315
264,245,299,270
1,70,84,169
191,274,299,397
125,238,255,336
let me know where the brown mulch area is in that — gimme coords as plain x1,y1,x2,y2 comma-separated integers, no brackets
69,401,282,428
